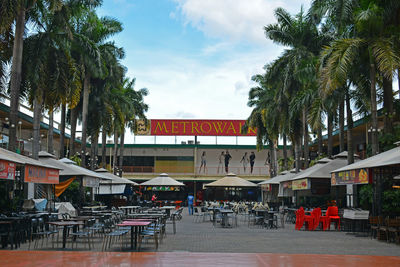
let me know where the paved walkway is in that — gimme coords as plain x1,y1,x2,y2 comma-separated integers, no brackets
1,251,400,266
2,210,399,266
12,210,400,256
155,210,400,256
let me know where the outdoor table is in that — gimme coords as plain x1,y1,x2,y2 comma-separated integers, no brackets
63,216,95,227
127,213,165,218
117,221,151,250
219,209,234,227
47,221,83,248
208,207,220,224
253,209,268,226
159,206,176,217
119,206,141,215
82,206,107,210
266,211,279,228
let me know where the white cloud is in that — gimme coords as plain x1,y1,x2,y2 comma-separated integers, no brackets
173,0,310,44
125,45,281,121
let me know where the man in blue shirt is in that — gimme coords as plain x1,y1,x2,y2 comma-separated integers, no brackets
187,193,194,215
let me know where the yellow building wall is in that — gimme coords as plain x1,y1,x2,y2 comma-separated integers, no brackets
155,160,194,173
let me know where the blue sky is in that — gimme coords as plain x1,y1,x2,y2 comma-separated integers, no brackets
97,0,311,143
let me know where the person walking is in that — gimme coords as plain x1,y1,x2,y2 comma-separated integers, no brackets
187,193,194,215
217,151,225,173
240,152,249,173
224,150,232,173
249,152,256,174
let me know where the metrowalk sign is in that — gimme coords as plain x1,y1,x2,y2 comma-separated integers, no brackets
136,119,257,136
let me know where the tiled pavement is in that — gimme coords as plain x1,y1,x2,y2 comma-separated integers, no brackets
156,210,400,256
15,209,400,256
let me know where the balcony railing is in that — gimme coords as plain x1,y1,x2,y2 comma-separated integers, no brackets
121,165,270,176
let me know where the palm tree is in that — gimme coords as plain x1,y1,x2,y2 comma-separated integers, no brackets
20,2,82,158
318,1,400,155
0,0,66,152
70,11,123,167
264,7,330,170
118,79,148,176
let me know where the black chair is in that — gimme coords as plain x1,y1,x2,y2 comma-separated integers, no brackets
29,218,48,249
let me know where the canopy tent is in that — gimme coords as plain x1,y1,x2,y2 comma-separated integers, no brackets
95,168,137,195
256,169,300,200
0,148,59,168
259,171,289,185
38,151,111,197
290,157,333,181
278,170,302,197
332,146,400,173
204,173,257,201
331,147,400,216
0,148,61,184
140,173,185,186
95,168,137,185
39,152,109,182
204,173,257,187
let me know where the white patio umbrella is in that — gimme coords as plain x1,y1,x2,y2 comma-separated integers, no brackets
140,173,185,186
204,173,257,187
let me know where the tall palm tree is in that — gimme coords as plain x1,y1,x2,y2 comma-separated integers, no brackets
319,1,400,155
0,0,65,152
264,7,330,170
71,11,123,167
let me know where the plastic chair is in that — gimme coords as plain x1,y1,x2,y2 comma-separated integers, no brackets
303,210,315,230
312,208,321,230
295,207,305,230
328,206,341,230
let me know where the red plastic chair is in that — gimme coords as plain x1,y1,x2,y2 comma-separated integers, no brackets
295,207,305,230
312,208,322,230
304,209,315,230
328,206,341,230
319,208,330,230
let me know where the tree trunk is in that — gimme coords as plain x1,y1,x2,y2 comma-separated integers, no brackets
383,76,394,135
80,74,90,167
346,90,354,164
295,136,302,172
101,128,107,168
32,96,43,159
369,59,379,155
90,133,98,170
303,108,309,168
283,134,288,170
113,130,119,175
119,129,125,177
268,140,275,177
8,9,26,152
339,98,345,152
47,109,54,154
318,125,323,156
59,103,66,158
327,113,333,157
69,107,78,157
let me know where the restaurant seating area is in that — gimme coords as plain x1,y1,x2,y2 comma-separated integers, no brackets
190,201,284,229
291,206,400,245
0,205,183,252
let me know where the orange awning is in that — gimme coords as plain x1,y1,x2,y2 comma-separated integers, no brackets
55,177,76,197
